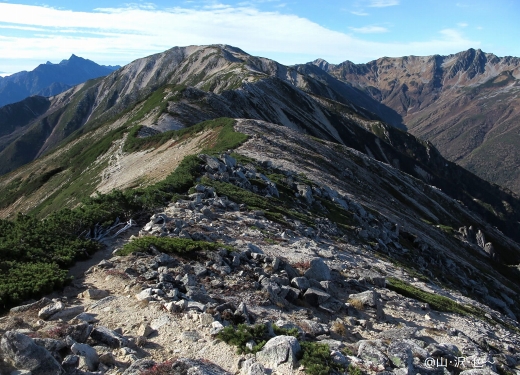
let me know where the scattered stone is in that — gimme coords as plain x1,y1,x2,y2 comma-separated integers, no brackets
331,350,349,366
33,338,67,353
300,320,329,336
62,355,79,373
90,326,129,348
99,352,115,366
387,341,413,369
74,312,97,323
210,321,225,336
319,298,344,313
38,301,64,320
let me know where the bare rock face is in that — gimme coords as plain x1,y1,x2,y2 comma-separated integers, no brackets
1,331,64,375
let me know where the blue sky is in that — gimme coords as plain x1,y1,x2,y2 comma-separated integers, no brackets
0,0,518,76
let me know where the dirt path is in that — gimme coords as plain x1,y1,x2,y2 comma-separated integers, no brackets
94,129,215,194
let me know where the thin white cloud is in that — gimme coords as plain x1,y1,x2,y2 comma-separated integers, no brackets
368,0,399,7
350,10,369,16
0,24,46,32
458,22,468,27
0,3,480,75
350,26,389,33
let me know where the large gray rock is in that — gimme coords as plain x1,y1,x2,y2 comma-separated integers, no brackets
67,322,93,343
387,341,413,369
299,320,329,336
90,326,129,348
303,287,331,306
48,305,84,321
71,343,99,371
1,331,63,375
348,290,385,319
359,271,386,288
348,290,378,307
61,355,79,373
304,258,331,281
221,154,236,168
256,335,301,369
319,298,344,313
357,340,390,368
279,286,300,303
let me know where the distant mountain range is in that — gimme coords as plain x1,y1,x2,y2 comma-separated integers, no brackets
0,55,120,107
311,49,520,194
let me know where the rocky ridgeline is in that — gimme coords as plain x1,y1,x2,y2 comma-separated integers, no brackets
1,153,519,375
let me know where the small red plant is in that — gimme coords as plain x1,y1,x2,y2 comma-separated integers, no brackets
140,360,175,375
42,323,70,339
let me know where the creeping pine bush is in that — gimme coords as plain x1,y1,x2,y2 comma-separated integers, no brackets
299,341,342,375
115,237,231,256
216,324,270,354
386,277,485,317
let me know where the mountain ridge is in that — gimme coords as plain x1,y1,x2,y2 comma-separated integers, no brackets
0,45,519,254
310,48,520,194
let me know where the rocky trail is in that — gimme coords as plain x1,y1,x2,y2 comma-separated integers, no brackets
1,121,519,375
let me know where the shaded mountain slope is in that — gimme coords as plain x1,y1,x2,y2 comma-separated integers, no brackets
312,48,520,193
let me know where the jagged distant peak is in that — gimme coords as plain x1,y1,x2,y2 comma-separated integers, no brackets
312,58,331,71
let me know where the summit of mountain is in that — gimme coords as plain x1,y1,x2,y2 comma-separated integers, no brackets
310,48,520,194
0,55,120,107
